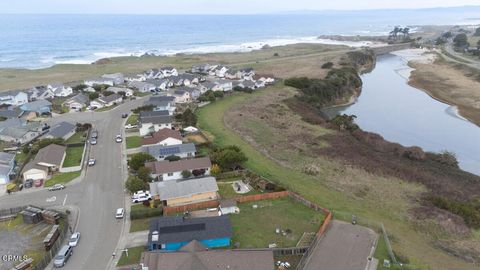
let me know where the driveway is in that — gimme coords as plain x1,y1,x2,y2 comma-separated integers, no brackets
0,97,146,270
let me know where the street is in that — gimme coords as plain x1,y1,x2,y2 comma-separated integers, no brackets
0,97,145,270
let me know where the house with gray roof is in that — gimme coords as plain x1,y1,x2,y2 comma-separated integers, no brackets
128,81,156,93
146,96,176,114
138,111,173,136
63,93,89,111
0,152,16,185
84,77,115,87
44,122,76,140
90,94,123,109
28,86,55,101
106,87,134,97
20,100,52,115
0,107,24,119
101,73,124,85
0,121,43,144
0,91,29,106
143,142,196,161
149,176,218,206
145,157,211,181
22,144,66,181
48,83,73,97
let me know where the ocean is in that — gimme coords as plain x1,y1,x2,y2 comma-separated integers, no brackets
0,8,479,69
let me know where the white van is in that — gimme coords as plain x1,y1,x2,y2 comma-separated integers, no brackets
115,208,124,219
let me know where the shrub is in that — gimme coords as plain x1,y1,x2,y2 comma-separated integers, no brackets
321,62,334,69
88,92,99,101
129,153,156,171
429,196,480,229
73,84,87,92
164,155,181,161
210,164,221,175
130,207,163,220
175,108,197,127
181,170,192,179
137,166,152,182
210,145,248,171
330,114,359,131
132,105,155,114
125,176,147,194
213,91,224,98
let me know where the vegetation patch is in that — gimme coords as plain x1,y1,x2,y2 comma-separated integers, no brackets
44,171,81,187
126,114,138,125
65,131,87,144
126,136,142,149
116,246,146,267
62,146,84,167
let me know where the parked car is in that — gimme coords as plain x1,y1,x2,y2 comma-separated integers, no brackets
24,179,33,189
53,245,73,267
88,159,96,166
131,191,152,203
68,232,81,247
122,113,128,118
91,130,98,139
125,124,138,129
115,208,124,219
90,139,97,145
115,135,123,143
48,184,65,191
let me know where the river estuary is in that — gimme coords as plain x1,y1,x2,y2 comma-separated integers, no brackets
325,53,480,175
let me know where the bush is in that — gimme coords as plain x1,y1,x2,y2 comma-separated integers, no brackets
125,176,147,194
137,166,152,182
130,207,163,220
429,151,459,168
102,91,114,97
175,108,197,127
132,105,155,114
330,114,359,131
129,153,156,171
233,86,253,93
181,170,192,179
73,84,87,92
453,33,468,47
164,155,181,161
321,62,334,69
429,196,480,229
210,145,248,171
89,92,99,101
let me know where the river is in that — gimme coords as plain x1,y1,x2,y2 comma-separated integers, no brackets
324,53,480,175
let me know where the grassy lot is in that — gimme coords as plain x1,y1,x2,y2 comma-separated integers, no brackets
65,132,87,144
14,152,29,163
116,246,146,267
126,136,142,149
130,218,151,233
129,204,163,232
126,114,138,125
229,197,324,248
217,182,262,199
44,171,81,187
196,88,471,269
62,146,84,167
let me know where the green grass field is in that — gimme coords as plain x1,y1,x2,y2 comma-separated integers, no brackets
126,136,142,149
65,132,87,144
229,197,324,248
116,246,146,267
129,218,151,233
44,171,81,187
95,104,119,112
14,152,29,164
62,146,84,167
126,114,138,125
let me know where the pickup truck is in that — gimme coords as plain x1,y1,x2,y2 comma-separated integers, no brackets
131,191,152,203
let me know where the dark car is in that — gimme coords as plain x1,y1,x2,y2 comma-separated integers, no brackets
121,113,128,118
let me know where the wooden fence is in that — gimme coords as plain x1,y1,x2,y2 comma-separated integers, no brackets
163,200,220,215
235,191,289,203
0,206,26,217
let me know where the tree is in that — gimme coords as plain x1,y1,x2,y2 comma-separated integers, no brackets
176,108,197,127
321,62,334,69
164,155,181,162
453,33,469,48
330,114,359,131
73,84,87,92
118,91,127,98
137,166,152,182
474,27,480,37
181,170,192,179
88,92,99,101
129,153,155,171
210,145,248,171
210,164,221,175
213,91,224,98
125,176,146,193
477,39,480,48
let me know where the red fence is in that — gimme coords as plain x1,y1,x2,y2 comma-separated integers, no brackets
163,200,220,215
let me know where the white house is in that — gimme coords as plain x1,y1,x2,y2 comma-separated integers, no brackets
239,68,256,80
142,143,196,161
0,121,43,145
160,67,178,77
145,157,212,181
22,144,66,181
225,69,242,80
213,80,233,92
0,152,16,185
84,77,115,87
146,96,176,115
0,91,29,106
171,90,191,104
90,94,123,109
63,93,89,111
106,87,134,97
102,73,124,85
28,86,54,101
138,112,173,136
128,81,156,93
214,66,229,78
48,83,73,97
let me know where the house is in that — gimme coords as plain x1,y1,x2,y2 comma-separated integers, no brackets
141,241,274,270
145,68,162,79
146,96,176,114
239,68,255,80
128,81,156,93
212,80,233,92
106,87,134,97
234,80,256,90
191,63,212,74
43,122,76,141
63,93,89,111
160,67,178,77
0,118,25,132
142,129,182,146
219,199,240,215
0,152,16,185
145,156,211,181
101,73,124,85
48,83,73,97
22,144,66,181
145,79,173,91
20,100,52,115
149,176,218,206
179,74,199,86
0,107,24,119
84,77,115,87
90,94,122,109
183,87,201,100
0,121,43,144
171,90,191,104
198,82,216,93
225,69,242,80
124,73,146,82
253,74,275,85
138,112,173,136
147,216,232,251
0,91,29,106
28,86,54,101
143,143,196,161
213,66,229,78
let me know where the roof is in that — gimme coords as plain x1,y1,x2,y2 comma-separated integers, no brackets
20,100,52,112
143,142,196,157
0,107,23,119
46,122,76,138
0,152,15,165
0,163,13,176
106,87,132,93
139,110,170,118
220,199,237,209
150,176,218,200
141,248,274,270
146,96,175,107
22,160,48,174
66,93,89,105
34,144,66,166
145,157,211,174
98,94,122,104
148,215,232,245
139,114,172,125
142,129,182,145
0,122,41,139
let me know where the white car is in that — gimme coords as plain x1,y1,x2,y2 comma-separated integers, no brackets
90,139,97,145
48,184,65,191
125,124,138,129
115,135,123,143
88,159,96,166
68,232,81,247
131,192,152,203
115,208,124,219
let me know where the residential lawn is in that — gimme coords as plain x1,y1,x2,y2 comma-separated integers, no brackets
96,104,118,112
229,197,324,248
217,182,262,199
126,114,138,125
44,171,81,187
126,136,142,149
65,132,87,144
116,246,146,267
14,152,29,163
130,218,152,233
62,146,84,167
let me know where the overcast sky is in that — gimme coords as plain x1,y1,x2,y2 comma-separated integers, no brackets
0,0,478,14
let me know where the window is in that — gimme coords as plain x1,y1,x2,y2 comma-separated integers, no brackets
167,173,173,176
187,153,192,157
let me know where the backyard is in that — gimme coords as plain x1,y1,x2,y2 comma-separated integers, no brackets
126,136,142,149
229,197,324,248
62,146,84,167
44,171,81,187
217,181,262,199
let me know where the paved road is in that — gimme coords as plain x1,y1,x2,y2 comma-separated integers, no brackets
443,42,480,70
0,97,146,270
303,220,377,270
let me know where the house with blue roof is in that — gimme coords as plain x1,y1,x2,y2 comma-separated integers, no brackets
20,100,52,115
148,216,232,251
